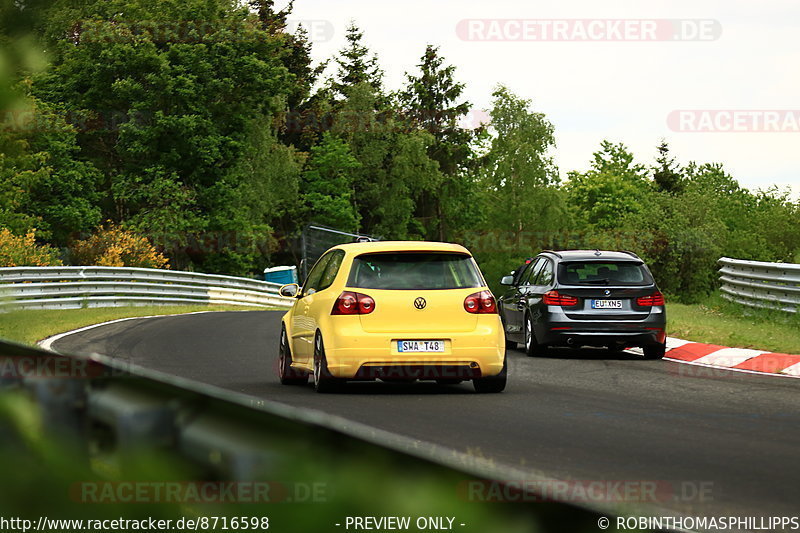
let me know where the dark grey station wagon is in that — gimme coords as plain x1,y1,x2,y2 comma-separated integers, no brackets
498,250,667,359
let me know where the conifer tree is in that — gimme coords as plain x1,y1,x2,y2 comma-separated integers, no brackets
331,21,384,99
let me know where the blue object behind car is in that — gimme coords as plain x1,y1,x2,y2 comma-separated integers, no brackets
264,265,298,285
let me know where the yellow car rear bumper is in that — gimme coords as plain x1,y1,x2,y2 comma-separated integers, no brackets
321,322,505,379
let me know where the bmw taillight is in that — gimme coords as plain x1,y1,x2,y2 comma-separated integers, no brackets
332,291,376,315
464,290,497,314
543,290,579,307
637,292,665,307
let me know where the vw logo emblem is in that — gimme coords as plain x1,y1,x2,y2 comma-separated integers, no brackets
604,289,611,296
414,297,427,310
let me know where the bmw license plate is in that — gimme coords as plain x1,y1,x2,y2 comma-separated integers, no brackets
398,340,445,353
592,300,623,309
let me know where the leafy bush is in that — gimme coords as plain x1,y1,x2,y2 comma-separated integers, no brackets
0,99,102,246
0,228,62,267
69,224,169,269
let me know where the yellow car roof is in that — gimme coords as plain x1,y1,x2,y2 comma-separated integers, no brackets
332,241,472,256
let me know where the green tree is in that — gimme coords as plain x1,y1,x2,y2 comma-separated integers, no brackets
331,82,440,239
247,0,293,34
300,133,361,232
399,45,475,240
618,188,725,301
602,158,799,302
0,3,98,245
380,130,441,239
480,85,560,233
30,0,299,273
751,188,800,262
330,22,384,100
248,0,324,152
0,99,102,245
683,163,798,262
566,141,649,229
190,115,305,274
652,140,684,194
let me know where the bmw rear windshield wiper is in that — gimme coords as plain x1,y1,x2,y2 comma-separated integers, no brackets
576,278,611,285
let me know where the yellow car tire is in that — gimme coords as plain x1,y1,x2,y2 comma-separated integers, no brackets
472,356,507,393
278,325,309,386
313,333,343,394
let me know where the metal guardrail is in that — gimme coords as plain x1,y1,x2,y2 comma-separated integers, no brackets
0,266,294,310
718,257,800,313
0,335,610,523
0,337,609,529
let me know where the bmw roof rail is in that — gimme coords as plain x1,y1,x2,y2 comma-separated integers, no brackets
621,250,641,259
541,250,562,258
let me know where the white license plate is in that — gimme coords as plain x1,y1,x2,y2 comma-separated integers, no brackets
397,340,445,353
592,300,623,309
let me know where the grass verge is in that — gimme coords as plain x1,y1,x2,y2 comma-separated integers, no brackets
0,305,272,346
667,293,800,354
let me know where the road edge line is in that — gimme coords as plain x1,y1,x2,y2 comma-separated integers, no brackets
37,310,249,352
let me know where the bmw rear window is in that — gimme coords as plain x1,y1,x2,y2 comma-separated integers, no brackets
558,262,653,286
348,253,484,290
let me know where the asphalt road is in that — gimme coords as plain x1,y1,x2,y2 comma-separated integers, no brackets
52,311,800,520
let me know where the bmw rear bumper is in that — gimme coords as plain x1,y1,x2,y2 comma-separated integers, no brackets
538,311,667,348
541,328,666,347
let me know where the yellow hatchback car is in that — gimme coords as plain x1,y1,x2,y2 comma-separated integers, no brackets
277,241,507,393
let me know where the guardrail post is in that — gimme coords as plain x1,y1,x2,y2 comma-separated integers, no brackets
179,412,284,481
23,377,87,449
88,382,178,451
0,343,88,447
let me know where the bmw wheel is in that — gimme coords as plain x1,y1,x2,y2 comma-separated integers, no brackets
524,314,546,357
643,343,666,360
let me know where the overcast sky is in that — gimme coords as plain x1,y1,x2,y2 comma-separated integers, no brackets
287,0,800,198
